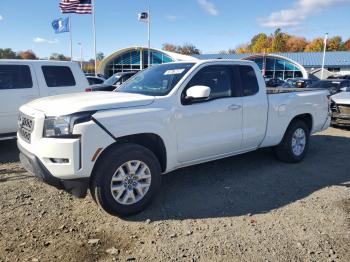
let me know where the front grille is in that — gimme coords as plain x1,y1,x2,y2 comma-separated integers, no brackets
338,104,350,115
18,114,34,143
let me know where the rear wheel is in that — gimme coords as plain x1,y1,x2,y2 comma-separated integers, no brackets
90,143,161,217
274,120,310,163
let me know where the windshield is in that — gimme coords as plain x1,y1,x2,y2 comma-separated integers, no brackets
116,63,195,96
104,74,121,86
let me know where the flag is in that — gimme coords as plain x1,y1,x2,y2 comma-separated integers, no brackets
138,12,149,22
60,0,92,14
52,17,70,34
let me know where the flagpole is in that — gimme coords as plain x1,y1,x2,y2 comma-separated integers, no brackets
69,15,73,61
78,42,83,69
148,0,151,68
321,33,328,80
92,0,97,76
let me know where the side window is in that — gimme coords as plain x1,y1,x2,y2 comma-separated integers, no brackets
42,66,76,87
0,65,33,90
186,65,234,100
121,75,130,83
238,65,259,96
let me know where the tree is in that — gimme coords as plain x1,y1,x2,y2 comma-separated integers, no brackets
249,33,268,53
162,43,177,52
96,52,105,61
17,50,37,60
304,38,324,52
344,38,350,51
285,37,308,52
327,36,344,51
0,48,17,59
49,53,70,61
178,43,200,55
162,43,200,55
235,44,250,54
270,28,289,52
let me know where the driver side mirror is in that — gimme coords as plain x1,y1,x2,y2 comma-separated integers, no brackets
184,85,211,103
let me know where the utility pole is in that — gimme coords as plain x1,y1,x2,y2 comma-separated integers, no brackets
321,33,328,80
148,0,151,68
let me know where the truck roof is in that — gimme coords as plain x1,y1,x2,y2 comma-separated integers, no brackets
0,59,78,65
169,59,256,66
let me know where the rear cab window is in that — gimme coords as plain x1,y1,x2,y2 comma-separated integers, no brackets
0,65,33,90
42,66,76,87
238,65,259,96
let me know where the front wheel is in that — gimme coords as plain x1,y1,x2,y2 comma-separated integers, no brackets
274,120,310,163
91,143,161,217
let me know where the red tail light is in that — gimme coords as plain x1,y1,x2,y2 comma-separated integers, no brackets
85,88,92,92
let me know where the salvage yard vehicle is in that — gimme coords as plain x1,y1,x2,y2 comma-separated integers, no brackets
0,60,89,140
17,60,331,216
87,71,138,92
330,91,350,126
311,79,350,95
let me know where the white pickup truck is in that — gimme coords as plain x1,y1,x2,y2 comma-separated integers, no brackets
17,60,330,216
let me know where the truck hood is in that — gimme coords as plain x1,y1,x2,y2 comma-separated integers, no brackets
25,92,155,116
331,92,350,105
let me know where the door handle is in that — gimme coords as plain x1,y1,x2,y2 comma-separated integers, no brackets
228,104,242,111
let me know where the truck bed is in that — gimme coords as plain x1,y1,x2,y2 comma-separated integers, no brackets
261,87,330,148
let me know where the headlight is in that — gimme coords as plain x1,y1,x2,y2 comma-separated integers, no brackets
43,111,96,138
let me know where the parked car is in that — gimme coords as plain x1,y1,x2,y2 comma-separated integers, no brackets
284,78,317,88
87,71,138,92
295,79,318,88
330,91,350,126
311,79,350,95
328,74,350,80
85,73,106,79
87,76,105,85
266,78,285,87
0,60,89,140
18,60,330,216
285,78,302,87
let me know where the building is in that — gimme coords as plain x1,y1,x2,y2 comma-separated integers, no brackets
98,47,196,77
193,51,350,79
99,47,350,80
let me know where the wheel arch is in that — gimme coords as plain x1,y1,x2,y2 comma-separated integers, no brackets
289,113,313,133
92,133,167,177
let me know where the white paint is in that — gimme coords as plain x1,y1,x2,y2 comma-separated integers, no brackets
0,60,88,138
18,60,330,182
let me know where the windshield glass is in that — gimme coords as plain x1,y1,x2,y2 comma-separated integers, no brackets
116,63,195,96
104,74,121,86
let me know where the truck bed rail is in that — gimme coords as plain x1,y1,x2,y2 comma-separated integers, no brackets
267,87,326,95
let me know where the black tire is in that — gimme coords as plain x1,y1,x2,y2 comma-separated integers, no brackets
274,120,310,163
90,143,161,217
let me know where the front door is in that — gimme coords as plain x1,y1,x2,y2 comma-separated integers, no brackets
175,64,243,164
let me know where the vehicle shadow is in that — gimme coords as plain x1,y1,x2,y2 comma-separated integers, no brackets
129,134,350,221
0,139,19,163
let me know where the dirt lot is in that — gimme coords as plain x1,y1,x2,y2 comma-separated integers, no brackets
0,127,349,262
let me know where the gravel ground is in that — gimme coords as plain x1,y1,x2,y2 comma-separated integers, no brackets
0,127,349,262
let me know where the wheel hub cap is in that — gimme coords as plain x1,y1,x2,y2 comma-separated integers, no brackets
292,128,306,156
110,160,152,205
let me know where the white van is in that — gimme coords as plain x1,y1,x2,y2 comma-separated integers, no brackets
0,60,89,140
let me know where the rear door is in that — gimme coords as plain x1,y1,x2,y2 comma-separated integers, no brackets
238,65,268,150
0,63,40,135
38,64,84,96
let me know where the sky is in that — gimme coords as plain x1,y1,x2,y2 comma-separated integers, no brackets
0,0,350,60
